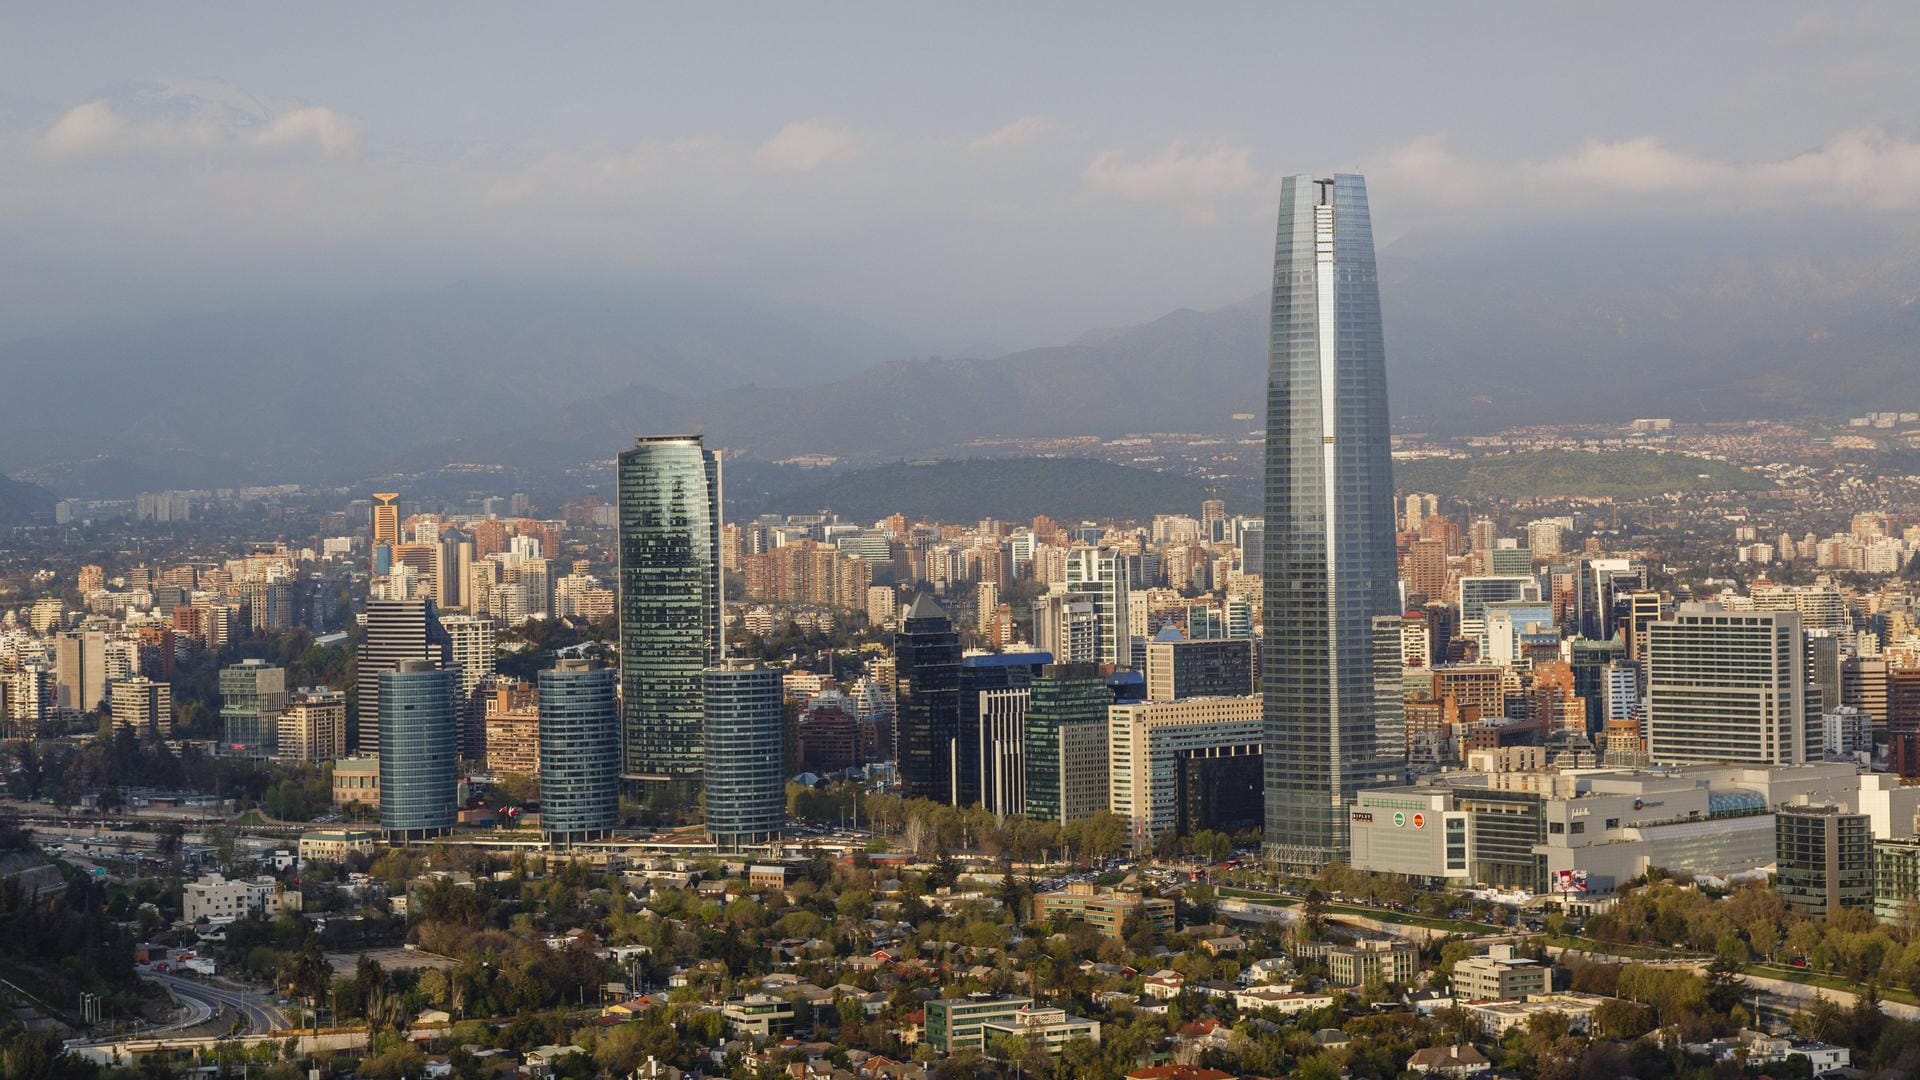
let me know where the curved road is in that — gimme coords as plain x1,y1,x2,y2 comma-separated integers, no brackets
148,972,289,1035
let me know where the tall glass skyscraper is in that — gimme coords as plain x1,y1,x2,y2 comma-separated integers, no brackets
539,658,619,845
894,594,961,803
617,435,721,813
379,661,457,841
356,597,451,754
702,661,785,850
1262,174,1401,870
1023,663,1110,823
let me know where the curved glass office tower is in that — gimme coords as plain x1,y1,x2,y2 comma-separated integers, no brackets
702,661,785,850
379,661,457,841
617,435,722,813
1262,174,1400,870
539,658,619,845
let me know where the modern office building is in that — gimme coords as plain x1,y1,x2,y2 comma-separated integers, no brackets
958,650,1050,812
110,676,170,738
331,756,380,809
1238,520,1265,578
278,688,348,763
1024,663,1112,823
1032,593,1099,666
539,659,619,845
356,597,451,754
370,492,401,546
1144,628,1254,701
702,661,785,850
980,1008,1102,1058
1645,606,1808,765
894,594,962,803
1110,696,1263,843
618,435,722,810
1063,547,1132,668
1455,945,1550,1000
1262,173,1400,870
1327,939,1419,987
218,659,286,757
1372,615,1408,759
1776,804,1872,919
925,996,1036,1055
378,661,457,842
440,614,497,760
53,628,108,714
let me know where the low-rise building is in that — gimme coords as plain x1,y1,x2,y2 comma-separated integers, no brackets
1464,992,1612,1035
1454,944,1549,1000
722,994,795,1040
925,995,1033,1054
1031,883,1174,940
332,755,380,809
1231,986,1337,1016
1874,838,1920,923
1777,804,1872,918
981,1005,1101,1056
1327,939,1418,987
183,873,286,925
1406,1045,1491,1076
298,828,379,864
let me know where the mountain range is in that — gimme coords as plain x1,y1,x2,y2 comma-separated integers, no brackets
6,214,1920,498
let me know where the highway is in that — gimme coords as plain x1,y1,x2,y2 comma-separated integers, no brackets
147,971,290,1035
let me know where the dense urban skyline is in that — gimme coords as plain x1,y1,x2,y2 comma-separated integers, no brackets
8,9,1920,1078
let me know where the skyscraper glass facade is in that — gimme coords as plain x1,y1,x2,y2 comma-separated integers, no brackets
539,659,619,844
219,659,286,758
617,435,721,811
894,595,961,803
1263,173,1400,869
379,662,457,841
702,662,785,850
1023,663,1110,823
356,597,451,754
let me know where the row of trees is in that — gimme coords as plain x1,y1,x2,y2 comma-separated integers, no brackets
847,792,1134,862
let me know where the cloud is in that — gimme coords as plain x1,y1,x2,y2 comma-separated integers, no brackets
755,119,862,172
252,106,360,158
968,116,1052,152
1083,140,1259,220
39,97,358,160
1371,128,1920,214
41,101,132,157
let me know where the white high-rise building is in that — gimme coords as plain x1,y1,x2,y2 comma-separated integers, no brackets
1033,593,1099,666
1646,605,1808,766
441,615,498,760
1064,547,1131,668
1525,519,1564,557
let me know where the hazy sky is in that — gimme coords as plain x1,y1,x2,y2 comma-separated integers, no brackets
3,3,1918,350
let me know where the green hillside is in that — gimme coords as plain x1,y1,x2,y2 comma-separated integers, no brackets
1395,450,1768,500
747,457,1242,523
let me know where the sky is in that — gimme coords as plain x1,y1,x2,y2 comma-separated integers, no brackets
2,3,1918,352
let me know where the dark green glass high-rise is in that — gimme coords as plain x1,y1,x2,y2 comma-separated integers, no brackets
1023,663,1109,823
1263,174,1399,870
618,435,721,812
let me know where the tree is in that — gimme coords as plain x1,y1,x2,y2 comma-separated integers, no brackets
279,934,333,1011
1591,998,1655,1039
1703,948,1746,1015
1301,888,1329,940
